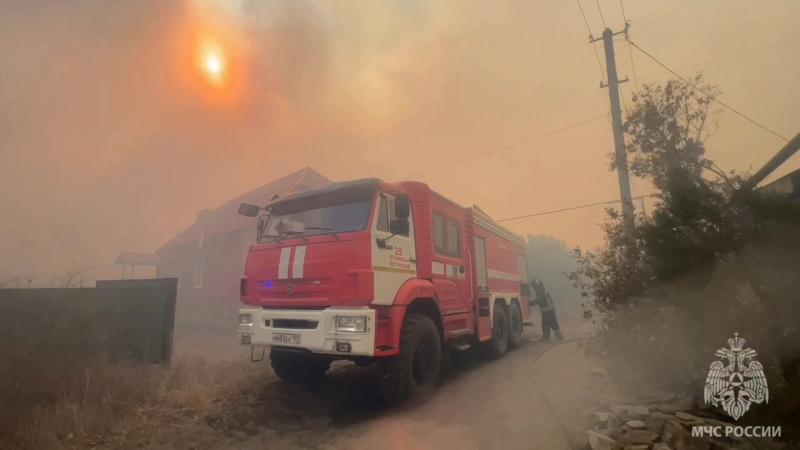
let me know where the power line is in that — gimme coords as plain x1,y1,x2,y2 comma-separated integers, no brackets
595,0,607,28
628,40,639,90
619,1,639,91
577,0,607,79
399,115,608,180
496,195,657,222
629,41,790,142
632,0,680,25
576,0,612,122
576,0,595,36
631,0,697,36
637,38,795,81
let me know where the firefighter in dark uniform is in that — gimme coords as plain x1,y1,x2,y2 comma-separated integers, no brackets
530,279,564,341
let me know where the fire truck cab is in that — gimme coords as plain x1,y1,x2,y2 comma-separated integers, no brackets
237,178,533,401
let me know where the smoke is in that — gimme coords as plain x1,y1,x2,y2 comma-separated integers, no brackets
0,0,464,282
3,0,796,283
0,0,369,281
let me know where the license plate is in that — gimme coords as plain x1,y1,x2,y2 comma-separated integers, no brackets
272,333,301,345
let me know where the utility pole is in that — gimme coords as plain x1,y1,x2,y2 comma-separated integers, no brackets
591,23,635,234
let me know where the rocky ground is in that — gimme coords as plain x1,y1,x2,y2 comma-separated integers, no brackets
584,375,788,450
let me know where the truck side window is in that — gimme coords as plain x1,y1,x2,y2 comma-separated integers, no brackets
377,196,390,231
377,195,405,235
433,213,461,258
444,219,461,258
433,213,445,254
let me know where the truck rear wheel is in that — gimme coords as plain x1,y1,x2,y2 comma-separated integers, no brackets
380,313,442,404
482,304,508,360
269,349,330,385
507,302,524,350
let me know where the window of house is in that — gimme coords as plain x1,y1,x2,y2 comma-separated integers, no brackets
194,257,204,288
433,213,461,258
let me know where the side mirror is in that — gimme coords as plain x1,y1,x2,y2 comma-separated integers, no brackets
238,203,260,217
395,194,410,219
389,218,409,236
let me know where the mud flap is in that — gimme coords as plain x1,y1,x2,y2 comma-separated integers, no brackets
441,347,453,369
379,358,391,379
250,347,266,362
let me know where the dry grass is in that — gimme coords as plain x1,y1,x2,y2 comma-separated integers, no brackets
0,270,273,449
0,354,266,450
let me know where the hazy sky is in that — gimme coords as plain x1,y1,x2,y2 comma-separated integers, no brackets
1,0,799,281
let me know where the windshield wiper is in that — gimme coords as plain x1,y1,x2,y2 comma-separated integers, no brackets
259,233,282,243
303,227,339,239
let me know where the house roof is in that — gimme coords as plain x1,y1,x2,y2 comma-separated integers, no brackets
115,252,160,266
157,167,332,253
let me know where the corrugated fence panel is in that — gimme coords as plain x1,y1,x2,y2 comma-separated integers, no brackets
0,278,177,365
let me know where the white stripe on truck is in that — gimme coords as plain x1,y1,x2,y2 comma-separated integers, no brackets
487,269,520,282
278,247,291,279
292,245,307,278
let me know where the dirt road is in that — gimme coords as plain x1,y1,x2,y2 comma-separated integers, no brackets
226,325,599,450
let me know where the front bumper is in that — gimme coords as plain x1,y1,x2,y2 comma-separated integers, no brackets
237,307,376,357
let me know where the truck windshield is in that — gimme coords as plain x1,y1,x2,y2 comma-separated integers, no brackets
258,189,374,243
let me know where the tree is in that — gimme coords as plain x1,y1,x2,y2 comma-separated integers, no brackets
617,72,727,192
568,72,800,439
572,72,755,313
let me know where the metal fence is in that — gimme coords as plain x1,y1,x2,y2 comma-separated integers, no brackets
0,278,177,365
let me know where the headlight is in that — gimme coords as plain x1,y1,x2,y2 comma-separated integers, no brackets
335,316,367,333
238,313,253,327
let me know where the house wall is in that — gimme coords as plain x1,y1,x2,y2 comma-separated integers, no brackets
156,228,255,332
121,265,157,279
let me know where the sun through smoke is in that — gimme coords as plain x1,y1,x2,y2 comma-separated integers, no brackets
198,40,226,87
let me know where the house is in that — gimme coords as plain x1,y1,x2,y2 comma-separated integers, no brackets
147,167,333,329
758,168,800,202
115,252,160,279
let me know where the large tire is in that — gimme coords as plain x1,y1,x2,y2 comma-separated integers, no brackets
508,302,524,350
270,349,330,385
380,313,442,404
482,304,509,360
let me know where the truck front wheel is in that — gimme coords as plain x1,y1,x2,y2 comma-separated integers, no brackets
380,313,442,403
269,349,331,385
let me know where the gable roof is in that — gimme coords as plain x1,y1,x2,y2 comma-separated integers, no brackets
157,167,332,252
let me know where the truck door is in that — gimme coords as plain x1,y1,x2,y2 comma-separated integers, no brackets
371,193,418,305
431,207,472,314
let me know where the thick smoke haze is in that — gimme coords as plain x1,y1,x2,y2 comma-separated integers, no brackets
1,0,799,282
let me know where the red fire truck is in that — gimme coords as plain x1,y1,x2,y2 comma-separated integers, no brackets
236,178,533,401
